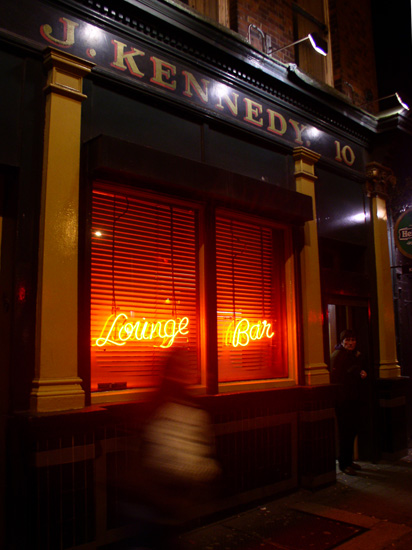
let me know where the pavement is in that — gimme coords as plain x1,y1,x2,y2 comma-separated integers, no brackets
178,448,412,550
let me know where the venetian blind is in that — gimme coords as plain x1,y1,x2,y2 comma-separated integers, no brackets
90,186,199,392
216,213,288,382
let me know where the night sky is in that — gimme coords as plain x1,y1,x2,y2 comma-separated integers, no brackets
371,0,412,106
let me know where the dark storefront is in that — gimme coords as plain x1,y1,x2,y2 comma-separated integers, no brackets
0,1,410,548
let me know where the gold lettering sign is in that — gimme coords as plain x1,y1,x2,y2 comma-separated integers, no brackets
33,11,359,168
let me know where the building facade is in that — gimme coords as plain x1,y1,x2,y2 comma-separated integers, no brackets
0,0,411,548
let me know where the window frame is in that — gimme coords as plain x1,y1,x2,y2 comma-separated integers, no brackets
215,208,298,393
89,182,206,404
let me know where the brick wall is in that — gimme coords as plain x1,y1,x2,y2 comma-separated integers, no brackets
231,0,378,109
235,0,295,64
328,0,378,107
179,1,379,109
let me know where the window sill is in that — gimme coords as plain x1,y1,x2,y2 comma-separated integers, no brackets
218,378,297,393
91,384,208,405
91,379,297,404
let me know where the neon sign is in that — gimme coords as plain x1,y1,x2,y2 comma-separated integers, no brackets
94,313,274,350
224,318,274,347
94,313,189,348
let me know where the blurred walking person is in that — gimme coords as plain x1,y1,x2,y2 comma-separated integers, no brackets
118,347,220,549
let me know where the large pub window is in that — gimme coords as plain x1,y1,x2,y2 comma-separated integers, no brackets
90,185,199,392
90,183,296,400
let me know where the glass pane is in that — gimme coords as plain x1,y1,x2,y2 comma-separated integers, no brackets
90,186,199,391
216,214,288,382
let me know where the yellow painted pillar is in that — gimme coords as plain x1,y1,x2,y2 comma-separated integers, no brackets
293,147,330,385
31,49,94,412
366,162,401,378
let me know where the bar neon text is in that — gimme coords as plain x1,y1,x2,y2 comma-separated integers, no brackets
225,318,274,347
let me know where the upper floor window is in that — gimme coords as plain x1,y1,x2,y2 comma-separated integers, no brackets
180,0,229,26
293,0,332,85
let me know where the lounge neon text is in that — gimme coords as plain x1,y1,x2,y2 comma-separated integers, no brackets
94,313,189,348
225,318,274,347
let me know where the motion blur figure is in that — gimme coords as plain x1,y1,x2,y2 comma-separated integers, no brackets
118,347,220,549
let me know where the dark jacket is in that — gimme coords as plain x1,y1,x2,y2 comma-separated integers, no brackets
330,344,365,403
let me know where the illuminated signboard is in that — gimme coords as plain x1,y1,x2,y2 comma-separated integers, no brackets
395,209,412,259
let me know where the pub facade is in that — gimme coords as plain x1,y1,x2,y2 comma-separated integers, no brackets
0,0,410,548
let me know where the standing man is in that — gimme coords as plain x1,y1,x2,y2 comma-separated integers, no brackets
330,329,368,475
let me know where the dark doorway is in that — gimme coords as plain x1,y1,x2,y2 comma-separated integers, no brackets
326,298,378,462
